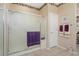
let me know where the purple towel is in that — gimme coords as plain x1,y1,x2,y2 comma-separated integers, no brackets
27,31,40,47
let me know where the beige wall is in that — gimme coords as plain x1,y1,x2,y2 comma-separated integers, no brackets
39,4,48,16
39,4,58,16
0,3,40,15
48,4,58,14
58,3,77,50
77,4,79,33
0,3,4,8
77,4,79,16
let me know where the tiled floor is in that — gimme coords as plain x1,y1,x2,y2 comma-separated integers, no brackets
22,46,79,56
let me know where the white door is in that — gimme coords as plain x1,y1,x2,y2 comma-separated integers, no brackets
48,13,58,48
0,10,3,56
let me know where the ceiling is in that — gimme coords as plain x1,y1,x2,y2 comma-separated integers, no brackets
13,3,63,10
24,3,44,9
24,3,62,9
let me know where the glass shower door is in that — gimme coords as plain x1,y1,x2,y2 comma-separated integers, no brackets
7,10,41,55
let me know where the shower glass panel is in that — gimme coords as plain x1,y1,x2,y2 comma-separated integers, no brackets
8,10,41,54
0,4,43,56
0,9,4,56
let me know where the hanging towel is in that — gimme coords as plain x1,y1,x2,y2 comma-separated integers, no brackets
27,31,40,47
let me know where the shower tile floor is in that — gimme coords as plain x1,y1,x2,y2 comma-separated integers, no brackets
22,46,79,56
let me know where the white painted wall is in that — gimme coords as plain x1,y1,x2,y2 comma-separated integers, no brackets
48,13,58,48
8,11,43,54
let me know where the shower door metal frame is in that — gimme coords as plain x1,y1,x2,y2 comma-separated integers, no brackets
0,6,9,56
3,7,9,56
0,8,4,56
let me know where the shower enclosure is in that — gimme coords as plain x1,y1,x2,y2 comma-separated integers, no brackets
0,4,43,56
